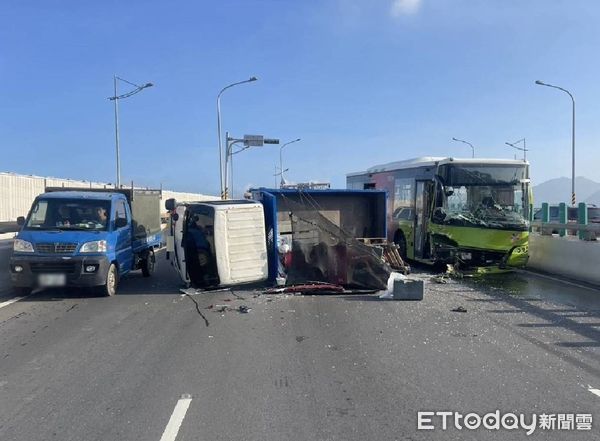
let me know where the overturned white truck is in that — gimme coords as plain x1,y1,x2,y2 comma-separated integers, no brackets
164,189,392,290
164,199,269,288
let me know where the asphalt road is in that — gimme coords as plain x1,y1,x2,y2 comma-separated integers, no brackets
1,252,600,440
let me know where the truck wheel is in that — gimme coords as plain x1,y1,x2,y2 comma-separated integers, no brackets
141,249,155,277
394,231,407,260
99,263,118,297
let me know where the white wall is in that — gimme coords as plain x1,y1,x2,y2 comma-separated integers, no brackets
0,172,217,221
528,233,600,285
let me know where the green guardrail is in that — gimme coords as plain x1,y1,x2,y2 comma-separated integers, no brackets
533,202,597,241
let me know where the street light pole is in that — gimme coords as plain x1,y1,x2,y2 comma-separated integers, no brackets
505,138,528,161
452,137,475,158
217,77,258,199
279,138,301,187
108,76,153,188
113,76,120,188
535,80,576,205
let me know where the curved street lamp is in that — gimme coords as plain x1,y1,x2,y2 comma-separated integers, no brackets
279,138,301,187
108,76,153,188
505,138,528,161
535,80,576,205
452,137,475,158
217,77,258,198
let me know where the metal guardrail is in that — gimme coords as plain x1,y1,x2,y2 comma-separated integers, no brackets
0,222,19,234
531,221,599,240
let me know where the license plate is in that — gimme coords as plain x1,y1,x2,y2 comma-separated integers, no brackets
38,273,66,287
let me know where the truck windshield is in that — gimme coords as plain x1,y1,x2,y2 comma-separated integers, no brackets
434,164,529,231
25,199,111,231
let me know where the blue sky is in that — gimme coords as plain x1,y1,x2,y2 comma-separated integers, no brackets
1,0,599,195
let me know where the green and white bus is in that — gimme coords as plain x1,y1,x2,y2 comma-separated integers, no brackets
347,157,531,271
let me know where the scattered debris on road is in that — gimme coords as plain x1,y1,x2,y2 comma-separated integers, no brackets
180,287,231,296
264,282,345,295
378,272,424,300
451,306,468,313
431,275,449,284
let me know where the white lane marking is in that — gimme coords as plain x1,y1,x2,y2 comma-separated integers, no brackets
518,269,600,292
159,394,192,441
0,295,31,310
588,386,600,398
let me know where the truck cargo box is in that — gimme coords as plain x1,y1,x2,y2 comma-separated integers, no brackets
250,188,388,283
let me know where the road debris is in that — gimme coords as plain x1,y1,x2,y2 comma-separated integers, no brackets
378,272,424,300
264,282,345,295
431,275,449,284
357,238,410,275
451,306,468,313
238,305,251,313
180,287,231,296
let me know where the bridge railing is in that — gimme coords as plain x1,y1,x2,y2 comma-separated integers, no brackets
531,202,598,241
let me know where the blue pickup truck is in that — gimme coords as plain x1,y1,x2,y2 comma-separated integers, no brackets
10,188,162,296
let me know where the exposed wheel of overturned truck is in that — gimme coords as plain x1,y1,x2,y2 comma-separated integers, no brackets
141,249,156,277
393,230,407,260
98,263,118,297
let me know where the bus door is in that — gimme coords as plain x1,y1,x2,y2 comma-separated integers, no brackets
414,180,433,259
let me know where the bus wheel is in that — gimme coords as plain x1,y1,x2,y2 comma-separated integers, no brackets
394,231,407,260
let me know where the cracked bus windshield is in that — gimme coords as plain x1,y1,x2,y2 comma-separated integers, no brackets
434,165,529,231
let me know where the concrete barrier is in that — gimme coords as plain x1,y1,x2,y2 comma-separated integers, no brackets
528,233,600,285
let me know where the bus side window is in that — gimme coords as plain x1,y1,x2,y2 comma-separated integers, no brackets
363,183,376,190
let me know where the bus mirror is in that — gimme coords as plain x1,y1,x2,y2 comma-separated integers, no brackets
17,216,25,226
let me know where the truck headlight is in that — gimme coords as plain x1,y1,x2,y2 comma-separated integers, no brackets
14,239,34,253
80,240,107,253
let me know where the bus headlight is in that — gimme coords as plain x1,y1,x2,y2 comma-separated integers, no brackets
14,239,34,253
80,240,107,253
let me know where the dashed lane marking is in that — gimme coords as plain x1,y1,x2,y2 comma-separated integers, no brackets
159,394,192,441
588,386,600,398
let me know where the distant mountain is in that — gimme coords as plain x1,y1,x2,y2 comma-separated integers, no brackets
585,190,600,206
532,177,600,205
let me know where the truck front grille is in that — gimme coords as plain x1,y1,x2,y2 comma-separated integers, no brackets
30,262,77,274
36,243,77,254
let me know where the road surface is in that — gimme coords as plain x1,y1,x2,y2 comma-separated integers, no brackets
0,252,599,440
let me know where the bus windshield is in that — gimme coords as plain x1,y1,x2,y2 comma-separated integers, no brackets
434,164,529,231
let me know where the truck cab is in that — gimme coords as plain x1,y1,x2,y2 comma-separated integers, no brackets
10,189,161,296
165,199,268,288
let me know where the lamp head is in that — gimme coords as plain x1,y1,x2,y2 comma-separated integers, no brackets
249,76,258,82
535,80,545,85
144,83,154,88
